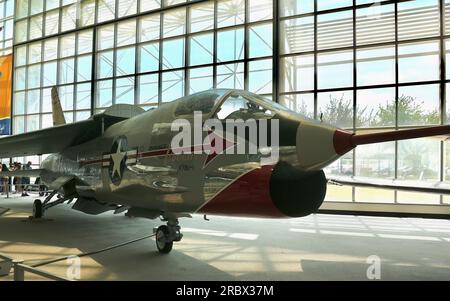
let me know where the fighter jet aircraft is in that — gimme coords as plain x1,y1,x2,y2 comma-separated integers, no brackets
1,88,450,253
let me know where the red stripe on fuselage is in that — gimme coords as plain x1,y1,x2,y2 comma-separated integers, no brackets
198,165,286,218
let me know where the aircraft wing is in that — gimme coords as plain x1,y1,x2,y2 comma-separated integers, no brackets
0,104,146,158
0,119,101,158
329,176,450,195
0,169,46,177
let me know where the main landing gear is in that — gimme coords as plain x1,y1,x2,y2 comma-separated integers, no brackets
154,219,183,254
32,189,75,219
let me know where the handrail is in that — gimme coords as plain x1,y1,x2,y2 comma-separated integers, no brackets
0,254,70,281
12,261,70,281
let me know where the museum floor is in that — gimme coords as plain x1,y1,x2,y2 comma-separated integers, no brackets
0,195,449,281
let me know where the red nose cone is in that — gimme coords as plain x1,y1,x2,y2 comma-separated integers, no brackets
333,129,355,156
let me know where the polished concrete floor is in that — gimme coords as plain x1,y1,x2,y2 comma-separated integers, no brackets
0,195,450,281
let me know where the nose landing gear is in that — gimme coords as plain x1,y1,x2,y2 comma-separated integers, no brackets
154,219,183,254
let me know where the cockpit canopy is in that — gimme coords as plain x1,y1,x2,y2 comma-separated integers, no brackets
174,89,294,120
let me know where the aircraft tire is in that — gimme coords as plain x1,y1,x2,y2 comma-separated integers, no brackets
156,225,173,254
33,199,43,219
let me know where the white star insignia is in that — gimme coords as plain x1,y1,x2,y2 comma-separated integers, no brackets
111,140,126,178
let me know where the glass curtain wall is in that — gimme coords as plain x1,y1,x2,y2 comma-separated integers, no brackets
10,0,450,206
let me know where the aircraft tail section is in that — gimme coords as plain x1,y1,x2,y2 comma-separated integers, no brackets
51,86,66,126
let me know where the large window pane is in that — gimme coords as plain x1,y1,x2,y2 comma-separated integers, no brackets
357,46,395,86
27,64,41,89
162,38,185,70
217,63,244,89
398,138,440,182
281,54,314,92
140,0,161,12
162,70,184,102
318,10,353,50
279,93,314,119
356,88,396,128
77,30,93,55
43,62,57,86
76,83,92,110
14,67,26,91
280,16,314,54
190,2,214,33
248,59,272,94
249,23,273,58
116,47,136,76
139,42,159,73
59,85,74,111
189,33,213,66
15,19,28,43
118,0,137,18
81,0,96,26
13,116,25,134
59,58,75,84
217,0,245,28
398,0,440,41
116,77,135,104
318,50,353,89
189,67,213,94
398,84,440,126
163,7,186,38
117,20,136,47
27,90,40,114
96,80,113,108
355,142,395,179
138,74,159,104
15,46,27,66
28,42,42,64
97,51,114,79
61,4,77,32
280,0,314,17
318,0,352,11
45,10,59,36
29,14,43,40
60,34,76,58
77,55,92,82
98,25,115,51
44,38,58,61
139,14,160,42
356,4,395,45
14,92,25,115
98,0,116,23
26,115,39,132
318,90,353,129
398,41,439,83
217,28,244,62
248,0,272,23
16,0,28,19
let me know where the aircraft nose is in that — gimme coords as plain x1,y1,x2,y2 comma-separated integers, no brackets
295,122,355,171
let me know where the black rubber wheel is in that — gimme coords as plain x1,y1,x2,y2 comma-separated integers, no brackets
33,199,43,219
156,225,173,254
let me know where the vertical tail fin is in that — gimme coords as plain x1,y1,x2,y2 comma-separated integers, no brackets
51,86,66,126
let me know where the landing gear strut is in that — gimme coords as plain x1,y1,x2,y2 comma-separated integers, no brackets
154,219,183,254
32,189,75,219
